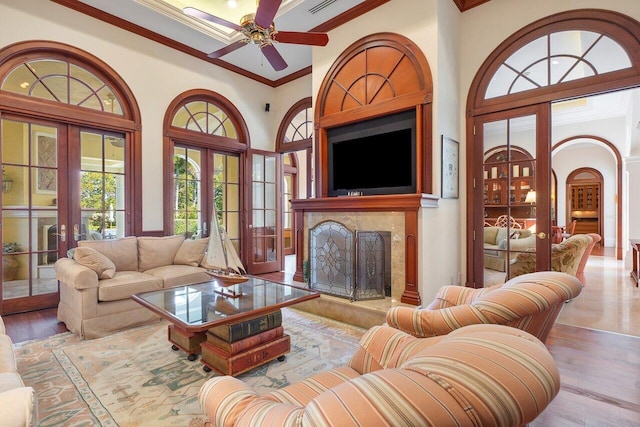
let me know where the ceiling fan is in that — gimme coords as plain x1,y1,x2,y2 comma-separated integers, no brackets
184,0,329,71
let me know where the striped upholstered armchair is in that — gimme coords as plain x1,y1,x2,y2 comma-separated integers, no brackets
386,271,582,343
199,323,560,426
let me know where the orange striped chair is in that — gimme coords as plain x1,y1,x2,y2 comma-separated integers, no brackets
386,271,582,343
199,323,560,426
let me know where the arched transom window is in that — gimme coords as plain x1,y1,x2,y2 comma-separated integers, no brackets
284,106,313,143
171,101,238,138
486,30,632,99
2,59,124,114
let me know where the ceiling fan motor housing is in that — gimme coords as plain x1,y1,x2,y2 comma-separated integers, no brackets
240,13,276,46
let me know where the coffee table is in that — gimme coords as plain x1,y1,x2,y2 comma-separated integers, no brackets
132,277,319,375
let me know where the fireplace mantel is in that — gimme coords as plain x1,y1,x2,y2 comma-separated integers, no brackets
290,193,439,305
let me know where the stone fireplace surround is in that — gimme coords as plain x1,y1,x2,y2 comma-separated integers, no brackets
290,194,438,305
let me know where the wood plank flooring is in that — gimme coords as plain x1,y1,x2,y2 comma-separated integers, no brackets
3,250,640,425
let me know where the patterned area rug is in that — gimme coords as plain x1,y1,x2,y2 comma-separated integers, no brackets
14,308,366,426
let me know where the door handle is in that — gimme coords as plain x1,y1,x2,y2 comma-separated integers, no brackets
537,232,547,240
74,224,81,240
202,221,208,236
60,224,67,242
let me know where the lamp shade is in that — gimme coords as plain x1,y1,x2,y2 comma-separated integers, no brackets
525,190,536,204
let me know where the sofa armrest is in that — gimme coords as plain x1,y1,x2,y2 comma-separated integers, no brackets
199,376,264,426
386,305,491,338
54,258,99,290
0,386,37,427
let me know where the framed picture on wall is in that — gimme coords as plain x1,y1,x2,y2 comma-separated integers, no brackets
35,133,57,194
441,136,459,199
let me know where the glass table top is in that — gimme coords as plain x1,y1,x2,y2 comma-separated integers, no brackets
132,276,319,329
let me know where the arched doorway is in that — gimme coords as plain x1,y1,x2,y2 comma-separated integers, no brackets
552,134,623,250
466,10,640,286
0,41,141,314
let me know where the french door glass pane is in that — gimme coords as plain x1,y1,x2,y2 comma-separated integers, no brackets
80,131,125,240
173,146,202,238
483,114,537,282
213,153,241,253
2,119,59,300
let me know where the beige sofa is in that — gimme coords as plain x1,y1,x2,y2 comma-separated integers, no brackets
0,315,37,426
483,226,535,271
55,235,212,339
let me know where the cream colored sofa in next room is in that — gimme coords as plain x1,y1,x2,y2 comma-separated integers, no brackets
55,235,212,339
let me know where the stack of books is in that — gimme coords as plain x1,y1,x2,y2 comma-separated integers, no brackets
200,309,290,376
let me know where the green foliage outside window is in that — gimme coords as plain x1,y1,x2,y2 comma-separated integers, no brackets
81,172,117,231
174,156,201,237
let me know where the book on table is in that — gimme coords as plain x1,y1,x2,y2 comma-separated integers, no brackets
201,334,291,376
208,309,282,342
206,325,284,354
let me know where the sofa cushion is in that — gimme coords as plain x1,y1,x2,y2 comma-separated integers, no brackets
73,246,116,279
174,238,209,266
0,372,25,395
98,271,163,302
484,227,499,244
79,236,138,272
495,227,509,243
138,235,185,272
146,265,211,288
0,335,16,373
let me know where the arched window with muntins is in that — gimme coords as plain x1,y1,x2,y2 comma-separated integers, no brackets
2,58,124,114
285,106,313,142
163,90,249,245
171,101,238,138
470,10,640,113
276,98,313,153
486,30,632,99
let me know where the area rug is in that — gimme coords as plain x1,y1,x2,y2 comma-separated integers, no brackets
14,308,366,426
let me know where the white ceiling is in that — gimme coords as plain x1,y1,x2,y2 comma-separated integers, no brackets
78,0,365,82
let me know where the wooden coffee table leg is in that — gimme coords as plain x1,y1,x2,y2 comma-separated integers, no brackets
168,325,206,361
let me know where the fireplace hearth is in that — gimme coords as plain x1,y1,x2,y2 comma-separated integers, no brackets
309,220,390,301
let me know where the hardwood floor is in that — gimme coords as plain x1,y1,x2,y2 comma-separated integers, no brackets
3,250,640,425
3,307,66,342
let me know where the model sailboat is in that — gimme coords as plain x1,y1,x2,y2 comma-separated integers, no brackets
204,204,248,290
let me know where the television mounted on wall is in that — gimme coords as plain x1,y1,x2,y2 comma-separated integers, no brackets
327,110,416,196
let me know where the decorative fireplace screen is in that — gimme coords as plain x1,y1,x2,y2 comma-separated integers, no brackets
309,220,390,301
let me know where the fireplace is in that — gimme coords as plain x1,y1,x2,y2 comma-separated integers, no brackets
309,220,390,301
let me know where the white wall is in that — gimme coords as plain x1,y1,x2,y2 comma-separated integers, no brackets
1,0,283,232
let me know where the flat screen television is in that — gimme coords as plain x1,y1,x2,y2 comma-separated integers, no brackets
327,110,416,196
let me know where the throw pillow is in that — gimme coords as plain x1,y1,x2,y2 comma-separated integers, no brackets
174,237,209,266
138,235,185,271
73,246,116,279
79,236,138,271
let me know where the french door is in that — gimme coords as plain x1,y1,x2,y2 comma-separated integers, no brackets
474,104,552,285
247,151,282,274
1,116,67,314
1,116,131,314
172,144,242,261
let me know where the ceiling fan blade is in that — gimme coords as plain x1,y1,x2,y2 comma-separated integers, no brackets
273,31,329,46
261,44,287,71
254,0,282,28
183,6,243,32
207,41,247,59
